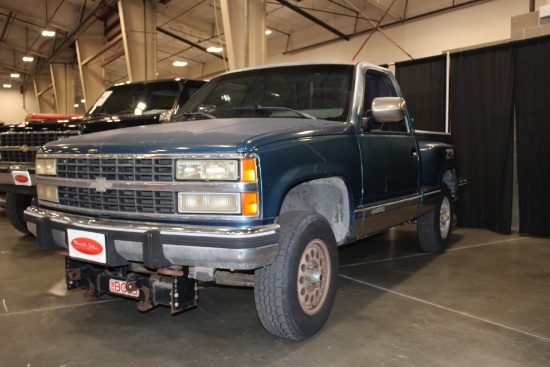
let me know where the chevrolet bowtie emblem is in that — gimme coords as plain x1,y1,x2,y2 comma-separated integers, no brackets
89,177,112,193
20,145,30,153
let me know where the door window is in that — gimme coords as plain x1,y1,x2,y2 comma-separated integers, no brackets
364,72,407,133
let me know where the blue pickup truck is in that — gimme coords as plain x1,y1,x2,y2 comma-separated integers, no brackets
25,61,465,340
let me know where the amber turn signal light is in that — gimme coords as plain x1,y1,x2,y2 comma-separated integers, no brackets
241,192,258,215
241,159,257,182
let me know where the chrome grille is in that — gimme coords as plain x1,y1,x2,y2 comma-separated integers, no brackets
54,157,176,214
58,187,176,214
0,149,35,164
0,131,77,164
56,157,174,182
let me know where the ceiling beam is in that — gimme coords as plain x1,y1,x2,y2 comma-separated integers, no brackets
275,0,349,41
352,0,398,59
285,0,487,55
0,6,72,33
157,27,227,61
80,33,123,66
0,62,31,74
0,42,49,58
24,0,119,87
363,0,402,20
342,0,413,59
100,49,125,68
0,11,15,43
157,0,212,36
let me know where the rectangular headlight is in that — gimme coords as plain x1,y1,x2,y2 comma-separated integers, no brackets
36,158,57,175
176,160,238,181
37,184,59,202
178,193,240,213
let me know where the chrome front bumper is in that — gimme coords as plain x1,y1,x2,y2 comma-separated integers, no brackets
24,206,280,270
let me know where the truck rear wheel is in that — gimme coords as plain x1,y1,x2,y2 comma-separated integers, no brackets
6,193,32,234
254,211,338,340
417,186,453,253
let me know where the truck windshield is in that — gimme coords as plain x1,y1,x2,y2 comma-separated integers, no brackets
175,64,354,122
87,81,180,117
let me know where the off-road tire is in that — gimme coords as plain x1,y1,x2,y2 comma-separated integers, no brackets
6,193,32,234
417,186,453,253
254,211,338,340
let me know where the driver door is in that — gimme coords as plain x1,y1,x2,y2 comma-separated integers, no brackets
358,70,420,235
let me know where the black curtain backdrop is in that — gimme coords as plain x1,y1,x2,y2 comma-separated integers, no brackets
395,55,446,132
514,36,550,236
450,45,515,234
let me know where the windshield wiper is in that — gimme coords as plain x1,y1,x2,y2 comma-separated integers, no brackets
234,106,316,119
89,112,115,117
179,111,216,120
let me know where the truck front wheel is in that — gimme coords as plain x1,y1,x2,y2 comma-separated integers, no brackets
6,193,32,234
417,186,453,253
254,211,338,340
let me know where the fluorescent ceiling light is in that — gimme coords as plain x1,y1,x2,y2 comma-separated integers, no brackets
172,61,188,67
265,29,272,35
81,99,86,103
42,30,56,37
10,73,20,78
22,56,34,62
207,46,223,53
74,103,79,108
3,84,12,88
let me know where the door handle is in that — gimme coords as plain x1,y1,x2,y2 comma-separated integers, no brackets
411,147,418,157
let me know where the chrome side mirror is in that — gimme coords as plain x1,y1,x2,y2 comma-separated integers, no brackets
372,97,406,123
159,109,174,123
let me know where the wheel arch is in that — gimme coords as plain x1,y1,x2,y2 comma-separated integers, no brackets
441,166,459,199
278,177,352,244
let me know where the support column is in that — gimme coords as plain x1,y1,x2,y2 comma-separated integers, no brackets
50,63,75,114
248,0,267,67
76,34,106,111
119,0,157,81
220,0,246,71
220,0,266,71
33,76,55,114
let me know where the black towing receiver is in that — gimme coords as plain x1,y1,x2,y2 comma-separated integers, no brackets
62,255,198,314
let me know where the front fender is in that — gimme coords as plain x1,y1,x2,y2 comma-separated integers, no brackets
256,134,362,220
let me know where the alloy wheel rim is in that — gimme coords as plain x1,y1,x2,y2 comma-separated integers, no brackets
297,239,331,315
440,197,451,239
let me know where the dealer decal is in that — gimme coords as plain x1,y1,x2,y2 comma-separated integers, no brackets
445,149,455,160
14,175,29,183
11,170,32,186
71,237,104,255
67,229,107,264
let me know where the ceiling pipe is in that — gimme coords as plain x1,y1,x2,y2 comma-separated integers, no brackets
352,0,399,60
343,0,413,59
157,27,227,61
284,0,486,55
275,0,349,41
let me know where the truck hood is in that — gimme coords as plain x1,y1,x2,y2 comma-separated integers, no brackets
40,118,355,155
5,114,159,133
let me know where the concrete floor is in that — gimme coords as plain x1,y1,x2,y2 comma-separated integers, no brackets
0,208,549,367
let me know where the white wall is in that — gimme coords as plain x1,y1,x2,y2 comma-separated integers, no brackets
197,0,528,77
266,0,528,66
0,87,40,125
